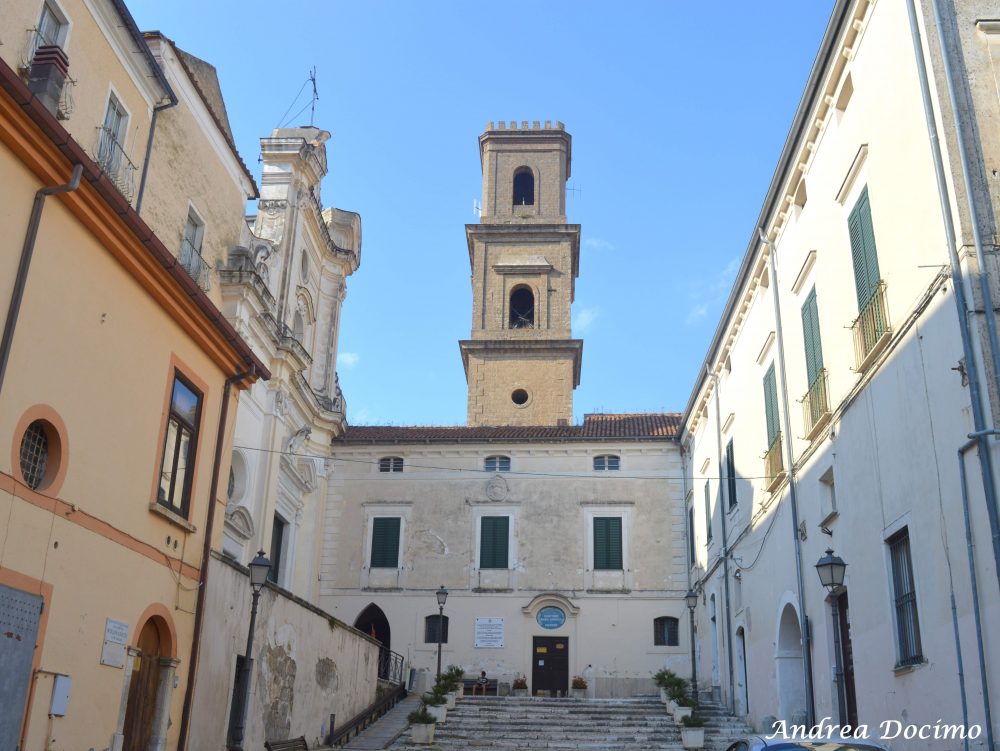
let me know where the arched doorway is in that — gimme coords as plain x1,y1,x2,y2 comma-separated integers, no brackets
735,627,749,716
354,603,391,679
709,595,720,695
776,603,806,722
122,619,165,751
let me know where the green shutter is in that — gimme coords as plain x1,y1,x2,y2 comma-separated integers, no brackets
725,439,737,510
848,187,882,309
480,516,509,569
370,517,400,568
704,482,713,542
763,364,780,446
593,517,623,570
801,287,824,387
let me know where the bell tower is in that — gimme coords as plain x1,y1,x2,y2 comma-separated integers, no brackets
460,121,582,426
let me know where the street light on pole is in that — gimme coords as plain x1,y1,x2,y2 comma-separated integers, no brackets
815,549,848,725
228,550,271,751
435,584,448,681
685,589,699,700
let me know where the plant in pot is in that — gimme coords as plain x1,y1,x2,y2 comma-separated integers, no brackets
446,665,465,697
680,714,706,749
511,675,529,697
672,694,696,724
653,668,679,706
423,686,448,723
407,705,438,745
570,675,588,699
436,672,459,708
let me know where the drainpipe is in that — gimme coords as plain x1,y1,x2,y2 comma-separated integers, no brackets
177,364,256,751
0,164,83,397
904,0,1000,593
758,228,816,726
957,433,995,751
680,441,698,696
135,97,178,215
708,369,736,713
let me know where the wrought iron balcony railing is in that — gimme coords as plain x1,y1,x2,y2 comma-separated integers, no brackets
179,239,211,292
851,281,890,370
95,125,136,202
763,432,784,491
800,368,831,438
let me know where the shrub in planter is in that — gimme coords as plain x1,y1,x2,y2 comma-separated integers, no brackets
570,675,587,698
511,675,529,696
446,665,465,696
673,704,693,723
681,715,706,749
408,706,437,745
571,676,588,689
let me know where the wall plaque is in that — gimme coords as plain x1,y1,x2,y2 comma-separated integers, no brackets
100,618,129,668
536,606,566,630
474,617,504,648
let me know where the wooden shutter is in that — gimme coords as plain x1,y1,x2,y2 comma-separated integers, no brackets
801,287,824,387
704,482,713,542
848,187,882,310
593,517,623,570
725,439,737,509
480,516,509,569
763,364,780,445
370,517,400,568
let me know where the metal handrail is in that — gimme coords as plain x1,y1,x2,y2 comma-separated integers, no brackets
179,239,211,291
95,125,137,202
764,432,784,488
800,369,830,435
329,648,407,747
851,281,890,368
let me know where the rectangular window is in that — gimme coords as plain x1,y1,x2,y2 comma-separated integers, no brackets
593,516,623,570
424,614,449,644
268,514,286,584
378,456,403,473
725,439,737,510
801,286,824,387
484,455,510,472
98,93,128,171
183,208,204,255
593,454,621,471
370,517,401,568
704,482,713,543
157,374,201,517
654,616,680,647
847,187,882,310
763,363,780,446
35,1,67,51
888,528,923,666
479,516,509,569
687,507,696,565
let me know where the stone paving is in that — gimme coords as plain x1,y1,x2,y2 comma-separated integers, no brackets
343,694,421,750
385,695,755,750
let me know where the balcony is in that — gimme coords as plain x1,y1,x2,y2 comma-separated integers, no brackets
851,281,891,371
95,126,137,203
800,369,831,441
19,33,75,120
179,239,211,292
763,433,785,493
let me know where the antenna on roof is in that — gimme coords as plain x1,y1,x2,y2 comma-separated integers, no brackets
308,66,319,126
567,182,582,201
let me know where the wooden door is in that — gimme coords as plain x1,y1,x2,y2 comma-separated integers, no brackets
836,591,858,727
123,621,161,751
531,637,568,696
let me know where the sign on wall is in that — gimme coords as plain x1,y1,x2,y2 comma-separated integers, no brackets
536,606,566,630
474,617,504,648
100,618,129,668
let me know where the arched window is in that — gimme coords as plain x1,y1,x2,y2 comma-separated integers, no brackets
654,616,680,646
509,287,534,329
484,455,511,472
513,167,534,206
593,454,620,471
424,614,449,643
379,456,404,473
292,311,305,342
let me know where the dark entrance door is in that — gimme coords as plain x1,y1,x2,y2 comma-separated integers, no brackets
123,620,162,751
531,636,568,697
836,591,858,727
354,603,392,679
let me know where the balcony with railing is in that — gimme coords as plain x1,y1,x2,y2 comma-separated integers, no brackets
763,432,785,493
800,369,831,440
19,31,75,120
851,281,891,371
95,126,137,203
179,239,211,292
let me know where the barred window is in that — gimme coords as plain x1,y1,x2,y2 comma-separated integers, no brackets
888,528,923,666
593,454,620,471
424,614,449,644
19,421,49,490
654,616,679,647
379,456,403,473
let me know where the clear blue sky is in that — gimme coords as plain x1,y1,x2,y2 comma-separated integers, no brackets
129,1,834,426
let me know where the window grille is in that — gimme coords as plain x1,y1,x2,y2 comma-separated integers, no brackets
888,528,923,666
19,421,49,490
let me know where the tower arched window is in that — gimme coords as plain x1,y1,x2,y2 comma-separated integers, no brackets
509,287,534,329
513,167,534,206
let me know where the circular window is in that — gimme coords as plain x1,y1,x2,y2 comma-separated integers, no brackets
19,419,63,491
511,388,529,406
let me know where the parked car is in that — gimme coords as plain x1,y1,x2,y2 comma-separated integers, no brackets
724,738,889,751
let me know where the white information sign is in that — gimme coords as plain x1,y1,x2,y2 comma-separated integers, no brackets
474,617,504,648
100,618,129,668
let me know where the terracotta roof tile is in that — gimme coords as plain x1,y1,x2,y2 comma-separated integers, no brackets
338,413,680,444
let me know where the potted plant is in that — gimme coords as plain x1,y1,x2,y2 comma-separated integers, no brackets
436,673,459,708
571,675,588,699
446,665,465,697
423,687,448,723
407,705,437,745
673,695,696,724
511,675,529,697
680,715,706,749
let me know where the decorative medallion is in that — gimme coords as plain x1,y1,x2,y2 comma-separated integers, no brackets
486,474,508,502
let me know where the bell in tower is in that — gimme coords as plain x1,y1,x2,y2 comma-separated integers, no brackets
459,121,583,427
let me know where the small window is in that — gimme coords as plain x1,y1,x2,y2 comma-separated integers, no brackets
378,456,404,473
424,614,449,644
653,616,680,647
511,389,529,406
480,516,509,569
269,514,287,584
98,93,128,168
593,454,620,471
593,516,623,571
513,167,534,206
158,374,202,517
888,527,923,666
33,1,68,56
509,287,534,328
370,517,401,568
183,208,204,255
19,420,50,490
484,455,510,472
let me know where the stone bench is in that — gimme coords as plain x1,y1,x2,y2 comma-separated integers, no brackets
461,677,499,695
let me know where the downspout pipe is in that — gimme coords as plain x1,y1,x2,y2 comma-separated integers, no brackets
957,434,995,751
904,0,1000,594
708,369,736,713
135,97,178,215
758,228,816,726
0,163,83,397
177,364,256,751
680,441,698,696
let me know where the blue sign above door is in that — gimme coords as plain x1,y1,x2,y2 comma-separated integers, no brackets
536,606,566,630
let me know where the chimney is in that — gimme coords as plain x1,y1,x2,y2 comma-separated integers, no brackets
27,45,69,117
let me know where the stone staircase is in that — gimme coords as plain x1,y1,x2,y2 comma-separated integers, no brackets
390,695,755,750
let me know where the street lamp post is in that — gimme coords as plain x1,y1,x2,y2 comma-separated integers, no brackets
435,585,448,681
228,550,271,751
685,589,699,701
815,549,848,726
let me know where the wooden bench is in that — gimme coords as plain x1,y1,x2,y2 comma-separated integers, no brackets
264,737,308,751
461,677,499,696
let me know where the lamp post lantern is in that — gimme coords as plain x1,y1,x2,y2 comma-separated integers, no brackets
435,585,448,680
815,549,848,725
685,589,699,700
228,550,271,751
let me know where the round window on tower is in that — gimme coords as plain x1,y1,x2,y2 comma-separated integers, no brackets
511,388,530,407
12,407,68,495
